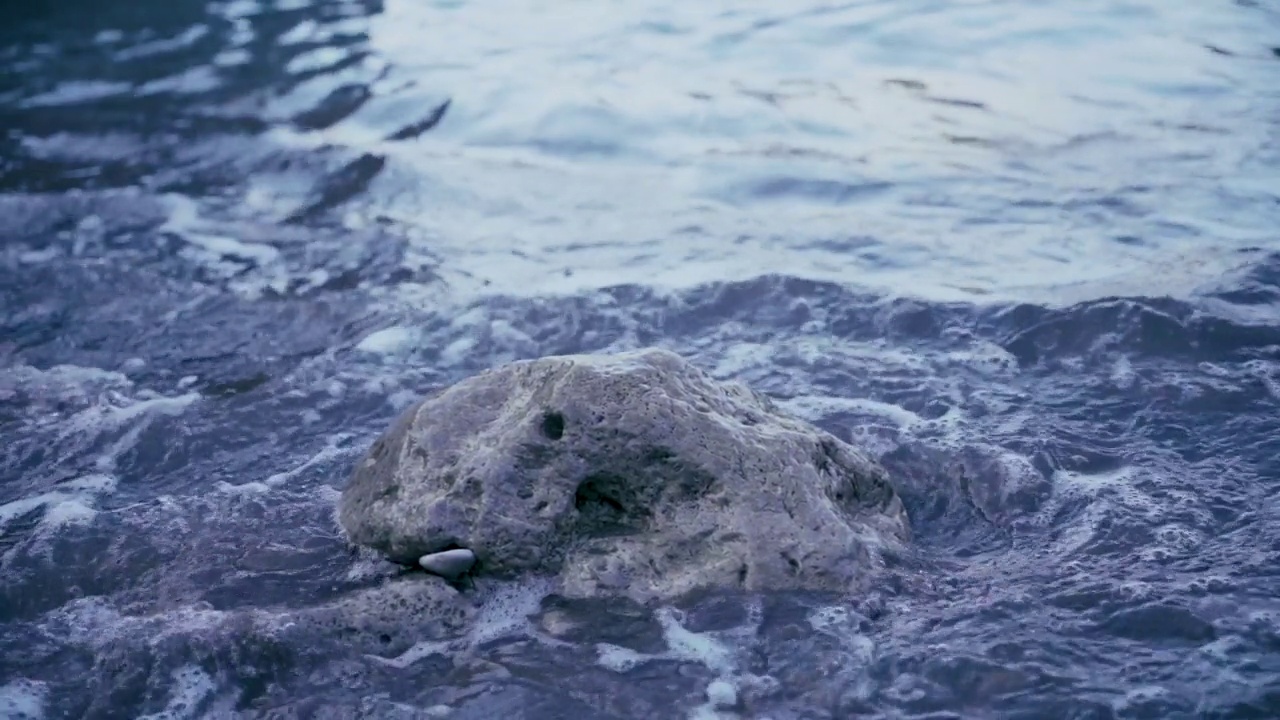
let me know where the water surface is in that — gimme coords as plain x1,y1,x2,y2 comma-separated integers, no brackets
2,0,1279,718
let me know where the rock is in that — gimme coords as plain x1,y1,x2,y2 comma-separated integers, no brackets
419,548,476,579
879,441,1050,529
261,577,474,656
338,348,910,603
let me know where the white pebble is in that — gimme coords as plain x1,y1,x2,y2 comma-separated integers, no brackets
419,549,476,579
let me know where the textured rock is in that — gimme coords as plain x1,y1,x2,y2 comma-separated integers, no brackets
338,348,910,602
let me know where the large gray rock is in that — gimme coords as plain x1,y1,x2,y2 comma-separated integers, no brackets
339,348,910,602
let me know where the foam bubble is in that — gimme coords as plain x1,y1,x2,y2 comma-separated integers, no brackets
39,498,99,528
688,678,743,720
159,194,288,300
594,604,753,680
705,679,737,707
439,336,477,367
1116,353,1136,386
780,394,923,432
357,327,419,355
135,666,217,720
0,679,47,720
369,640,453,669
808,605,876,660
0,474,118,537
247,432,354,491
655,608,737,675
712,342,775,379
596,643,647,672
467,577,554,648
1112,685,1172,714
594,607,754,720
948,340,1020,377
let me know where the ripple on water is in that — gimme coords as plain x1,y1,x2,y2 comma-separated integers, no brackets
2,0,1280,717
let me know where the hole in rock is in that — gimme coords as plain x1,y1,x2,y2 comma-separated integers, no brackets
574,473,649,535
782,553,800,573
541,410,566,440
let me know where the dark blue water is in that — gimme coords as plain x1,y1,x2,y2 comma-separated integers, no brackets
2,0,1279,718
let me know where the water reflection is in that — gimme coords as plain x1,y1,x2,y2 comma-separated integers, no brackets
4,0,1275,303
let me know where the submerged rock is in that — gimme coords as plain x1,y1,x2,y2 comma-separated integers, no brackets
338,348,910,602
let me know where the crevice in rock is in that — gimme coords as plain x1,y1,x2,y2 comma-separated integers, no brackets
573,473,650,537
782,552,800,574
541,410,566,440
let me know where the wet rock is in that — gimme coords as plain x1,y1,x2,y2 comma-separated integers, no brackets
880,441,1050,530
270,577,475,656
338,348,910,603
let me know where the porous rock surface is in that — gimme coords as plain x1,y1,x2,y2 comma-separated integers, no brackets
339,348,910,602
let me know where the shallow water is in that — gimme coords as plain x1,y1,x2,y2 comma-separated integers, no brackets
2,0,1279,718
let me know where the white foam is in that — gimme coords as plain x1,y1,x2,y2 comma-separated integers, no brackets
711,342,775,379
593,605,756,719
55,391,201,475
357,327,418,355
54,597,233,648
948,341,1020,377
810,606,876,658
18,246,59,264
1245,359,1280,401
438,336,477,367
466,577,553,648
656,608,737,675
40,498,99,528
781,394,923,431
0,679,48,720
1,363,132,410
1144,524,1205,561
596,643,648,672
159,194,288,300
705,679,737,707
0,474,118,534
220,432,353,494
1112,685,1171,715
367,640,452,669
1041,464,1175,556
135,666,217,720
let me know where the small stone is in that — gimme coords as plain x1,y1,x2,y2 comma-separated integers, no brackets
419,549,476,579
706,679,738,708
